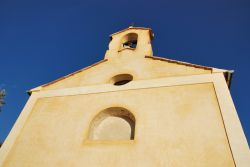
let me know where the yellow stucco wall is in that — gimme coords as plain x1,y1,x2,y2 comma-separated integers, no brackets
1,27,249,167
3,83,234,167
41,55,211,90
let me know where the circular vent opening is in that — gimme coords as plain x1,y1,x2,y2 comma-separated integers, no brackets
111,74,133,86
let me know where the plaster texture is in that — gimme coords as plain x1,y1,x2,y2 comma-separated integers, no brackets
0,27,249,167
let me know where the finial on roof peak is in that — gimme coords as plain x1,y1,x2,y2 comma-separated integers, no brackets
129,22,135,28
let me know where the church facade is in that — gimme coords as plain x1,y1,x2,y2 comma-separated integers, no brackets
0,27,249,166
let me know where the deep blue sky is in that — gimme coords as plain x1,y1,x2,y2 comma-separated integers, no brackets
0,0,249,145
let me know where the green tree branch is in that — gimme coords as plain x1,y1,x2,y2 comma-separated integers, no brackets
0,89,6,111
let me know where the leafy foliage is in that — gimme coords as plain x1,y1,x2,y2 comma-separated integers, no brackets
0,89,5,111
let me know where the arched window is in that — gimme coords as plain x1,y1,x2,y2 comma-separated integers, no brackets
88,107,135,140
121,33,138,49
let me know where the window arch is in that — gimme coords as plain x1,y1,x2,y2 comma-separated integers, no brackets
121,33,138,49
88,107,135,140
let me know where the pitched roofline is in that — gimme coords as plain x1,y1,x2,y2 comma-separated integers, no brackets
145,56,234,88
145,56,213,70
28,59,108,95
28,55,234,95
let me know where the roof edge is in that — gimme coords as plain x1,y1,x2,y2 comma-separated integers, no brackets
28,59,108,94
145,56,213,70
145,55,233,88
27,55,234,95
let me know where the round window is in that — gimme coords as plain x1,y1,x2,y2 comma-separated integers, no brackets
110,74,133,86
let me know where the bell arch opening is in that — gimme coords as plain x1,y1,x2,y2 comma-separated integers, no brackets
120,33,138,49
88,107,135,141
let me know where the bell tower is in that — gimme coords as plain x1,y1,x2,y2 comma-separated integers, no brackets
104,26,154,59
1,26,249,167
